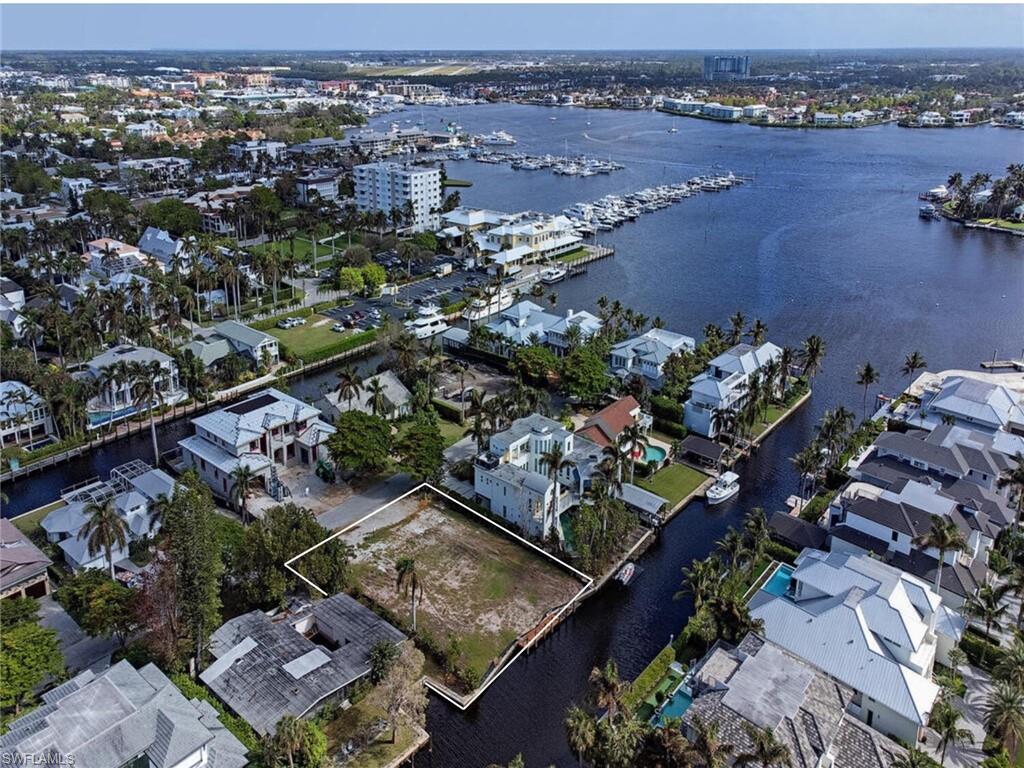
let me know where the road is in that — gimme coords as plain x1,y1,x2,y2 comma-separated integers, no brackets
317,473,419,531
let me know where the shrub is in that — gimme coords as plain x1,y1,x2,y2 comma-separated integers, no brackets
431,398,465,425
651,395,683,422
250,307,312,331
764,540,800,564
961,629,1005,671
622,644,676,712
171,674,262,754
653,418,687,439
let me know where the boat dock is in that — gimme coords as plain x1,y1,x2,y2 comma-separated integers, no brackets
981,358,1024,371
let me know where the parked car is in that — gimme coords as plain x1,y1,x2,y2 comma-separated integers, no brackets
331,323,346,333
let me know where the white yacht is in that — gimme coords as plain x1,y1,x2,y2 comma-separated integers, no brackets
462,290,514,322
476,130,517,146
540,266,568,284
405,305,449,340
706,471,740,505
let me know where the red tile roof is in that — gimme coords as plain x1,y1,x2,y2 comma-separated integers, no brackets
577,396,642,447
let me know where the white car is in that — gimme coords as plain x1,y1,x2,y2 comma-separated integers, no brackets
331,323,346,333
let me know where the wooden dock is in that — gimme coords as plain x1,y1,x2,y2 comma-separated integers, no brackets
981,359,1024,371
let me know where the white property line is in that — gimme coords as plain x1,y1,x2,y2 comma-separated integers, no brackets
285,482,594,710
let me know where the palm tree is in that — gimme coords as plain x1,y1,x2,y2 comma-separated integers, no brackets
564,705,597,767
929,694,973,766
78,498,129,579
712,406,737,460
690,714,734,768
790,444,821,500
913,517,967,599
997,453,1024,521
800,335,826,381
716,527,746,570
621,423,649,484
747,318,768,346
965,583,1010,657
674,556,722,609
541,443,575,545
588,659,629,728
132,361,166,466
728,311,746,346
395,557,421,632
365,377,388,418
855,361,879,420
892,748,941,768
229,464,259,525
900,350,928,390
995,636,1024,689
734,723,792,768
985,681,1024,762
335,365,363,412
272,715,306,768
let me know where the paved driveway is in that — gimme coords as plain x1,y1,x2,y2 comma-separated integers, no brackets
317,473,418,531
923,663,991,768
38,595,118,674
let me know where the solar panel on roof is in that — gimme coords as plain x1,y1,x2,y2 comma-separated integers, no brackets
227,393,278,415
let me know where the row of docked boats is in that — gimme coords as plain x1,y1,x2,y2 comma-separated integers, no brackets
474,151,625,177
562,174,743,232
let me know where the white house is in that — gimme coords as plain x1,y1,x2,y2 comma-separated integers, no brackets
138,226,188,274
473,413,604,539
814,112,840,125
78,345,188,429
683,341,783,438
914,374,1024,434
742,104,768,118
296,173,340,205
183,320,280,370
482,301,602,357
749,549,960,745
318,370,412,422
60,176,94,206
0,380,56,448
609,328,696,388
124,120,168,138
353,162,441,232
229,139,287,163
179,388,334,503
701,103,742,120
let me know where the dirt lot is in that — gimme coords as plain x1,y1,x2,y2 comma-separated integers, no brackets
344,493,583,680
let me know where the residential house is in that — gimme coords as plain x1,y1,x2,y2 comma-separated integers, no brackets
473,212,582,269
42,464,176,572
700,103,743,120
183,320,280,371
814,112,840,125
183,185,257,235
201,593,405,735
179,388,334,502
0,277,27,339
85,237,145,278
318,370,412,421
60,176,94,206
296,173,340,205
912,374,1024,434
0,518,52,599
474,413,604,538
684,341,783,438
682,634,907,768
124,120,168,138
748,549,962,744
138,226,188,274
0,661,248,768
78,345,188,429
575,395,652,448
481,301,602,357
118,156,192,187
609,328,696,389
228,139,287,163
0,380,56,448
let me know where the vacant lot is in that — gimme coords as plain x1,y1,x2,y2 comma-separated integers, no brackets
344,494,583,682
267,314,363,359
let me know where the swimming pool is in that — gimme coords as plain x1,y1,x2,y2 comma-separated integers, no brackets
763,564,795,597
654,689,693,726
644,445,667,464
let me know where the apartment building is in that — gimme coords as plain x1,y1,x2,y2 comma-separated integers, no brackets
353,162,441,232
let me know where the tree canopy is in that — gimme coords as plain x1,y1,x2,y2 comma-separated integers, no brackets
327,410,392,474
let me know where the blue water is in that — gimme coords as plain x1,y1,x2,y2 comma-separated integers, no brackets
645,445,668,463
655,689,694,726
4,103,1022,768
763,564,795,597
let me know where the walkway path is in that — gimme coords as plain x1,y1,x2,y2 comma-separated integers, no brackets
922,663,991,768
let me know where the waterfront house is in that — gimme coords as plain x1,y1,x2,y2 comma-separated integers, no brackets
700,103,742,120
78,345,187,429
814,112,840,125
0,518,52,599
682,634,907,768
474,211,583,268
179,388,334,503
138,225,188,274
183,320,280,371
683,341,783,438
318,370,412,422
912,374,1024,434
609,328,696,389
749,549,956,744
575,395,652,448
474,413,604,538
201,593,405,736
42,465,176,572
0,661,249,768
482,301,602,357
0,380,56,448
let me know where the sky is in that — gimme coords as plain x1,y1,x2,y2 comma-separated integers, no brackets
1,4,1022,52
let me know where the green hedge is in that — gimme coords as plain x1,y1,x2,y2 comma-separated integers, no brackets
431,399,465,425
623,644,676,713
654,418,687,439
961,629,1005,672
170,674,262,755
764,540,800,564
250,307,313,331
651,396,683,422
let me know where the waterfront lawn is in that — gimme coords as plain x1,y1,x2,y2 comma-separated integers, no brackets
555,247,590,264
976,217,1024,231
638,464,707,507
322,699,424,768
13,500,65,535
267,315,368,361
340,492,583,687
749,405,786,438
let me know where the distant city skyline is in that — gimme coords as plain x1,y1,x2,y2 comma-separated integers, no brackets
2,4,1022,52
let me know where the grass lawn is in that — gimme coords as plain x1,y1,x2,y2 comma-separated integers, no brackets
267,314,353,358
638,464,708,507
250,230,353,264
12,500,65,535
394,418,466,449
976,217,1024,231
322,699,425,768
442,178,473,188
342,493,582,684
555,247,590,264
750,405,786,438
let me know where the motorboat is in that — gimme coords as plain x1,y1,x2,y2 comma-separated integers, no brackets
919,203,938,219
616,562,636,585
462,290,514,322
404,304,449,340
706,471,740,505
476,130,517,146
540,266,568,284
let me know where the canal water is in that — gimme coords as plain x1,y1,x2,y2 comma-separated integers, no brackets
4,103,1022,767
